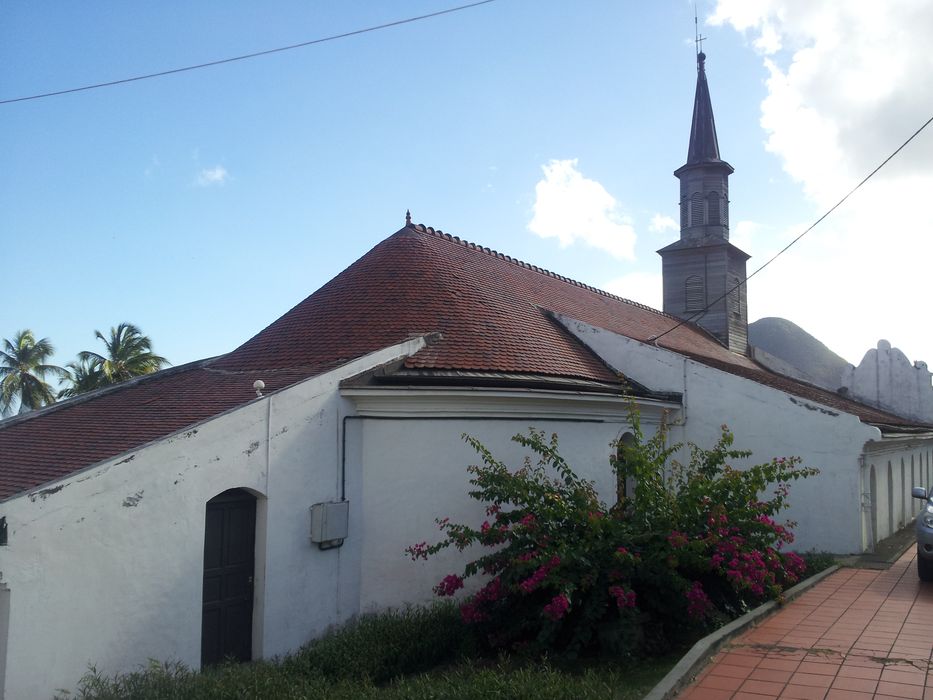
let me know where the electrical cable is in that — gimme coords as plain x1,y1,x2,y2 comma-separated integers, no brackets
648,111,933,345
0,0,497,105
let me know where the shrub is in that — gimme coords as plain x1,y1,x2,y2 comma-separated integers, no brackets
63,604,474,699
408,411,818,657
284,602,474,683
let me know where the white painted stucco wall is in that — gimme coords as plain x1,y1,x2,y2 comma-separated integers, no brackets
340,388,675,611
556,314,884,554
862,440,933,550
842,340,933,424
0,338,425,700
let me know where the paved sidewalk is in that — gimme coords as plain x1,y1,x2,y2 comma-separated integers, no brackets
678,547,933,699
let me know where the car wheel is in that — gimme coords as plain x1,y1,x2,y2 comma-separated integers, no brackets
918,551,933,582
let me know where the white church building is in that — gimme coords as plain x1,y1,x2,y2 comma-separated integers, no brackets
1,52,932,699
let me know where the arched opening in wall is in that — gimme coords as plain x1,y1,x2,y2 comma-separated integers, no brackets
924,452,930,486
707,192,720,225
869,465,877,550
685,276,705,312
202,488,257,668
0,582,9,699
900,459,906,529
887,462,894,539
615,432,636,505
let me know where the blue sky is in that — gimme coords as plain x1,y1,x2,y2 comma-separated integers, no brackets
2,0,931,379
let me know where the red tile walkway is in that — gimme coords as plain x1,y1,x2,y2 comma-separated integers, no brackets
678,547,933,700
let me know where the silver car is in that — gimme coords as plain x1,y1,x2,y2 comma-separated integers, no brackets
912,486,933,580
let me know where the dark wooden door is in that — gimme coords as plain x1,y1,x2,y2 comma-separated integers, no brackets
201,489,256,667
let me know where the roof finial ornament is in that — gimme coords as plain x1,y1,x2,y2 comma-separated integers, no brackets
694,4,706,66
405,209,411,226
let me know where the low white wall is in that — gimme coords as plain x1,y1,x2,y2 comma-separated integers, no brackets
557,314,882,554
0,339,424,700
862,440,933,549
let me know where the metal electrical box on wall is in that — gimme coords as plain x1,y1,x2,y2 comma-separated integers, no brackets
309,500,349,549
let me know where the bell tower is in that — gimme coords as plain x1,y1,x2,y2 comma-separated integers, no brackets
658,51,749,354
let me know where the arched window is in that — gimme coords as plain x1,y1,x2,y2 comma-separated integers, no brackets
706,192,720,225
685,275,704,311
690,193,704,227
615,432,637,504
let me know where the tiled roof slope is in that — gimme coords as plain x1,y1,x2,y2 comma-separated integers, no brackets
0,222,925,501
216,223,924,430
0,363,317,501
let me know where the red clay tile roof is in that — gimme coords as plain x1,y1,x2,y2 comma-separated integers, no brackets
0,222,926,501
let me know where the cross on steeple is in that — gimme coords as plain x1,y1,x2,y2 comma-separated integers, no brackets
694,6,706,57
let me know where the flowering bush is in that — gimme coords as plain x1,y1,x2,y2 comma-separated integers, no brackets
407,411,818,657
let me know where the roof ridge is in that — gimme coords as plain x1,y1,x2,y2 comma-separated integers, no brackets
406,222,682,322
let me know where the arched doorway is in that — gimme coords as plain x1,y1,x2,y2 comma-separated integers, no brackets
887,462,894,538
869,465,877,551
202,488,256,667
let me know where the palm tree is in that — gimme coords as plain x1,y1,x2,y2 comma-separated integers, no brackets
0,330,66,416
58,358,106,399
79,322,168,385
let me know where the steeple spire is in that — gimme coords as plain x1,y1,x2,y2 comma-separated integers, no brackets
686,52,722,165
659,48,750,355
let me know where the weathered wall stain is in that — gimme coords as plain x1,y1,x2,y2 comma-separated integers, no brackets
122,490,144,508
788,396,839,417
244,441,260,456
28,484,67,502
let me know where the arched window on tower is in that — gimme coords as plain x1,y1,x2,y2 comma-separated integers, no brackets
690,193,704,227
707,192,720,225
685,275,705,312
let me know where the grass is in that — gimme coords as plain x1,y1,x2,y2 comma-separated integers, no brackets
60,604,676,699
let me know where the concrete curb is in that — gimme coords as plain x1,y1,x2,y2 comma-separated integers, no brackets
642,564,841,700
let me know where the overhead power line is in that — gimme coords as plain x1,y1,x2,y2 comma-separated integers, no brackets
0,0,497,105
649,111,933,345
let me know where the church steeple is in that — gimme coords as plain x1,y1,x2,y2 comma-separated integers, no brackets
674,51,734,242
686,52,723,165
658,50,750,354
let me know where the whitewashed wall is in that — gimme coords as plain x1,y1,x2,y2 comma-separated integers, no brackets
843,340,933,424
339,388,675,611
556,314,886,554
862,440,933,549
0,339,424,700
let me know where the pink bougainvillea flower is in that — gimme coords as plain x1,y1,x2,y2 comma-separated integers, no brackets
433,574,464,597
542,593,570,621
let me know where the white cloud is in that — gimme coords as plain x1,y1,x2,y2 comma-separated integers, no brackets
711,0,933,365
604,272,663,310
528,159,636,260
196,166,229,187
730,220,761,255
648,213,678,235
